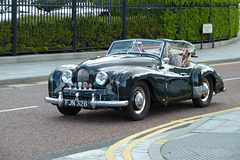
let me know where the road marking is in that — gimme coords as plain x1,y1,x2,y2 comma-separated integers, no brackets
105,120,187,160
211,61,240,67
0,106,39,113
154,141,167,144
0,81,48,90
37,81,48,84
6,84,36,88
9,81,48,88
106,117,199,160
156,139,168,142
223,77,240,82
155,139,168,144
122,119,197,160
211,61,240,82
105,106,240,160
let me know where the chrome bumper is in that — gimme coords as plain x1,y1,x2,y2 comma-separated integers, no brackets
44,92,129,109
222,87,226,92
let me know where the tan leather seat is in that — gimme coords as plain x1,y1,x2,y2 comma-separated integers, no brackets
180,48,191,67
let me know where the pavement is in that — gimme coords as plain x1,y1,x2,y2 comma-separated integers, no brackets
1,33,240,160
159,108,240,160
53,108,240,160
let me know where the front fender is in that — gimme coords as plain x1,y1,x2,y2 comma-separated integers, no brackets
48,64,77,97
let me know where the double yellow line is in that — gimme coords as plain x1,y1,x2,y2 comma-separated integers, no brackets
1,81,47,90
105,107,240,160
210,61,240,67
202,59,240,66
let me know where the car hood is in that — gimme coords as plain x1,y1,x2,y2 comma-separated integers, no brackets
78,54,159,71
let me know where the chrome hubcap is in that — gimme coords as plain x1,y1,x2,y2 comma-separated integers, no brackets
133,87,146,114
135,91,144,109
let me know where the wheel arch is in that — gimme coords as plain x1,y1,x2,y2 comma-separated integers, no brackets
123,71,160,102
135,79,156,102
192,64,216,98
117,67,161,100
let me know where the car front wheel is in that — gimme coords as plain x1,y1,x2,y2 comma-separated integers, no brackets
192,77,213,107
57,106,81,115
124,81,150,121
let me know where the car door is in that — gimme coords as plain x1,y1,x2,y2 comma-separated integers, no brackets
162,64,192,103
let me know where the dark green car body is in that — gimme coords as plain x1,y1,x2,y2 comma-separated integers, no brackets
45,39,225,120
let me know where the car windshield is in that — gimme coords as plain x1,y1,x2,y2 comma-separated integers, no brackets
107,40,164,57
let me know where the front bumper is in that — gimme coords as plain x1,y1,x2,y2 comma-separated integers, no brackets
44,92,129,109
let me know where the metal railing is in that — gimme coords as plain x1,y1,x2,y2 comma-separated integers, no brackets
0,0,238,56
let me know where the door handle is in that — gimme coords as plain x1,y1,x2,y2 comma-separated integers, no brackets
180,73,188,76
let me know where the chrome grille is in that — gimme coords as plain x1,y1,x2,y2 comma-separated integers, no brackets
77,69,89,82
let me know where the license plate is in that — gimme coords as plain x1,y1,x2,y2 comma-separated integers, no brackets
64,99,88,108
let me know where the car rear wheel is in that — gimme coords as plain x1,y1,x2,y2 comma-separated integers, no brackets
124,81,150,121
57,106,81,115
192,77,213,107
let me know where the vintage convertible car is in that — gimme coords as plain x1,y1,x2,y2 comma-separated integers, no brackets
44,39,225,120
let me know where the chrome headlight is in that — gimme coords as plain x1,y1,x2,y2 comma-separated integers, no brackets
62,70,73,83
96,71,108,85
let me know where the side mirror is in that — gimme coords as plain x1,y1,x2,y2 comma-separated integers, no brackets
163,57,170,64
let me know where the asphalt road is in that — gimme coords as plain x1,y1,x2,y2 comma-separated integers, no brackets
0,61,240,160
